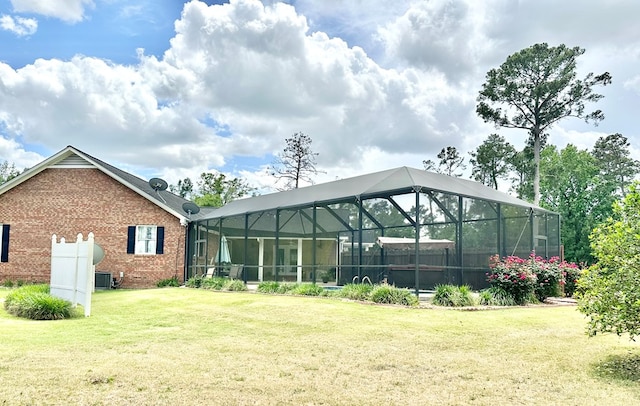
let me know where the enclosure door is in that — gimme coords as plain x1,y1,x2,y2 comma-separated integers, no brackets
275,239,302,282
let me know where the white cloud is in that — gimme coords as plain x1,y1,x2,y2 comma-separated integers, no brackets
153,0,466,168
0,136,44,170
0,0,639,191
377,0,498,82
0,14,37,36
10,0,94,23
624,76,640,94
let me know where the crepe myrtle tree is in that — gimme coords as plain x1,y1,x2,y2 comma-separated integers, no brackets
578,183,640,339
195,172,255,207
170,173,255,208
477,43,611,205
271,132,321,190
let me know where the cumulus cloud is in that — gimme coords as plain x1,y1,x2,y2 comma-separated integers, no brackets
152,0,461,167
0,0,639,189
0,135,44,170
0,55,230,170
377,0,498,82
2,0,458,174
0,15,37,36
10,0,94,23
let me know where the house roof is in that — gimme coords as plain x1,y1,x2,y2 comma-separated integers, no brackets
0,145,194,221
199,166,554,220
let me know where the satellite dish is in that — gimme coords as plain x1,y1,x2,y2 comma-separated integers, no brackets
182,201,200,216
149,177,168,191
93,243,105,265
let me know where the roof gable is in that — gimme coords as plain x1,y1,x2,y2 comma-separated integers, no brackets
0,146,192,221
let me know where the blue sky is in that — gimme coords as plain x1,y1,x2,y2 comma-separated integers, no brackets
1,0,639,193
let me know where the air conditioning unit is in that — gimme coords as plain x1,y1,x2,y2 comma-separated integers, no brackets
95,272,112,290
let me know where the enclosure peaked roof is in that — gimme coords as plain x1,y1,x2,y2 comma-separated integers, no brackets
200,166,552,220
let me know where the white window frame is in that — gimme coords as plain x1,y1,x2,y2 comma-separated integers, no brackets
135,225,157,255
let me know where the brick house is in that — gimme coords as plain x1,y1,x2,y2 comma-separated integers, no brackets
0,146,196,288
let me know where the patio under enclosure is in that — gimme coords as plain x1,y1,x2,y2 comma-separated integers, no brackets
186,167,560,291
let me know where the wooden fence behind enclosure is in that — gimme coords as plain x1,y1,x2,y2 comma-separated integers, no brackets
339,249,497,290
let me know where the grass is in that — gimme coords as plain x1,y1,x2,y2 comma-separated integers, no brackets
1,288,639,405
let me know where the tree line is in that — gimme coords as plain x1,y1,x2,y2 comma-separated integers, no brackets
425,132,638,265
169,131,321,207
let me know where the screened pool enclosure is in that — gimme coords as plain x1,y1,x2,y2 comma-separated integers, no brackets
186,167,560,290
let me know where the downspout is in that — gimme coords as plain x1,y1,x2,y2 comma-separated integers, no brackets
182,222,191,283
182,220,191,282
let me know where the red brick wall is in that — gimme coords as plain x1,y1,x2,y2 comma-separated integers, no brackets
0,168,186,288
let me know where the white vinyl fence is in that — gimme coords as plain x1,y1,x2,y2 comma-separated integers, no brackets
49,233,99,317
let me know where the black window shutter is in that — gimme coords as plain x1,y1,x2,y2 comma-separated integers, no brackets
1,224,9,263
126,226,136,254
156,227,165,254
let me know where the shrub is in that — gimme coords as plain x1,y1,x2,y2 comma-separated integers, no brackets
185,275,203,288
432,284,476,307
201,277,227,290
157,276,180,288
562,263,583,297
370,285,419,306
3,280,14,288
334,283,373,301
531,255,564,301
4,284,75,320
578,183,640,339
488,253,583,304
225,279,248,292
257,281,280,294
478,287,517,306
457,285,476,306
290,283,324,296
4,284,50,310
432,284,456,306
487,255,538,305
276,283,298,294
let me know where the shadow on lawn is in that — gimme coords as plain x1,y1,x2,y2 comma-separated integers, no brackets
593,351,640,382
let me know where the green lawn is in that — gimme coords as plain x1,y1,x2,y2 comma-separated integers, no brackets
1,288,639,405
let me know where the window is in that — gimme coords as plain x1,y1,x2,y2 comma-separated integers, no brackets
0,224,9,262
127,225,164,255
136,225,156,254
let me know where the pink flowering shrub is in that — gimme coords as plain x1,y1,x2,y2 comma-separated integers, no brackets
560,261,583,297
532,255,563,301
488,253,582,304
488,255,537,304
